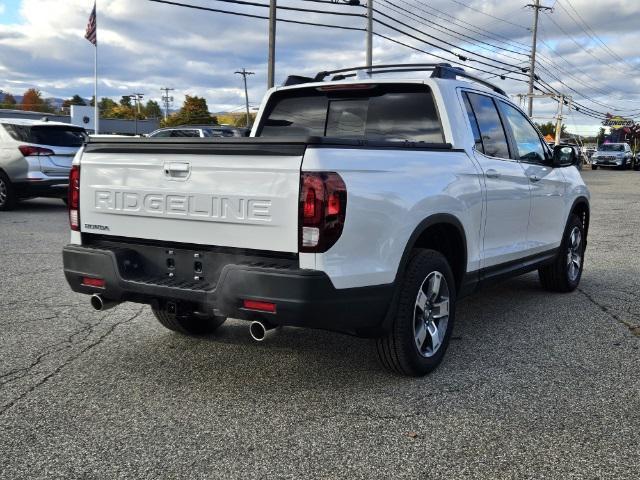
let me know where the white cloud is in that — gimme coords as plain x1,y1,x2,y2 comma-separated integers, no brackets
0,0,638,134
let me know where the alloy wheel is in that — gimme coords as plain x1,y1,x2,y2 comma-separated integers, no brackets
567,226,583,282
413,271,450,358
0,178,7,206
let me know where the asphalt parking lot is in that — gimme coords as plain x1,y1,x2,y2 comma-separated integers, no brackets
0,169,638,479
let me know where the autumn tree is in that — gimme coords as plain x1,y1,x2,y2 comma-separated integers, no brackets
535,121,566,138
162,95,216,127
21,88,53,113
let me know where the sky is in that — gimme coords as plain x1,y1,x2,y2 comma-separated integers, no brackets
1,0,639,135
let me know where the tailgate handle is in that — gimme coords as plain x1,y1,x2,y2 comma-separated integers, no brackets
164,162,191,179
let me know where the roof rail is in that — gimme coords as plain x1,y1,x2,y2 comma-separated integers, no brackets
309,63,507,96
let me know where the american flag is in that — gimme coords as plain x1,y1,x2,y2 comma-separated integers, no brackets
85,2,97,46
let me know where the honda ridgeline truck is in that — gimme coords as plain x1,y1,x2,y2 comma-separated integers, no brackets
63,64,590,376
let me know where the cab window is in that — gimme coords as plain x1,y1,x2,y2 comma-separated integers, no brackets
499,101,547,164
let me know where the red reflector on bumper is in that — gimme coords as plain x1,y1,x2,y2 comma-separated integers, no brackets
243,299,276,313
82,277,105,288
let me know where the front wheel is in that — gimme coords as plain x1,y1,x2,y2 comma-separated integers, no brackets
152,305,226,335
591,165,598,170
376,249,456,376
538,214,585,292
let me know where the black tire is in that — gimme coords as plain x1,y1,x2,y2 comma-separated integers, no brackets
376,249,456,377
591,165,598,170
0,171,17,211
538,214,585,293
634,162,640,171
152,305,226,335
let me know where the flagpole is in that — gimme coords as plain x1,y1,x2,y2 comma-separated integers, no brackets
94,43,99,134
94,2,99,134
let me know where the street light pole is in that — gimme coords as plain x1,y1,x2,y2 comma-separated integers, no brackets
235,68,255,127
129,93,144,136
268,0,276,89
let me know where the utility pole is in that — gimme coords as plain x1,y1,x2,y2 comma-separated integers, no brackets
235,68,255,127
160,87,174,120
555,95,564,146
526,1,552,117
267,0,276,89
366,0,373,70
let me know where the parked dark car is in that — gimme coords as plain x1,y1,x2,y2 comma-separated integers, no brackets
148,125,248,138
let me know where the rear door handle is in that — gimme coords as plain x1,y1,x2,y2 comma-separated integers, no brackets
485,169,500,179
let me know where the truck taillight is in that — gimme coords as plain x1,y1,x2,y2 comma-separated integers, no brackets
299,172,347,253
68,165,80,231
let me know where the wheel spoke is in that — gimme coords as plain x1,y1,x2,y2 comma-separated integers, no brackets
427,272,442,302
432,298,449,319
415,321,427,350
427,321,441,352
415,289,428,312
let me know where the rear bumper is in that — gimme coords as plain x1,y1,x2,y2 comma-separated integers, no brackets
14,179,68,198
62,243,393,336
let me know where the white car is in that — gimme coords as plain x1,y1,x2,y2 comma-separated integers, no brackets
0,119,87,210
62,64,590,376
591,143,633,169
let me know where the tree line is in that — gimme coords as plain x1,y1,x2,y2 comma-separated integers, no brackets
0,88,256,127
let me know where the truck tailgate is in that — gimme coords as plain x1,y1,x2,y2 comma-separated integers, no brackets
78,140,306,253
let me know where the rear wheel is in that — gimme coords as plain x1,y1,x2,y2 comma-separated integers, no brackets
538,214,585,292
376,249,456,376
591,165,598,170
152,304,226,335
0,172,17,211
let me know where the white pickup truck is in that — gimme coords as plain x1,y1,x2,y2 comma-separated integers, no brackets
63,64,590,376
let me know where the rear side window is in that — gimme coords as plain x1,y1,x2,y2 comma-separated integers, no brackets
465,93,510,159
4,124,87,147
259,84,444,142
462,93,483,152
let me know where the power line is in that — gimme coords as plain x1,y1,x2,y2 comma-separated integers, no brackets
445,0,529,30
147,0,365,31
378,0,529,61
371,6,526,72
558,0,636,71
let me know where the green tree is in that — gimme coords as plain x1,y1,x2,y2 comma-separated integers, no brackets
144,100,163,119
119,96,132,108
62,94,87,110
97,97,118,117
162,95,216,126
0,92,17,109
596,127,606,145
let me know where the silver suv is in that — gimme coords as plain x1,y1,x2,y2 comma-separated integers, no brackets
591,143,633,170
0,119,87,210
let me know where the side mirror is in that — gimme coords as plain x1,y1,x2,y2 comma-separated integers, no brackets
552,145,577,167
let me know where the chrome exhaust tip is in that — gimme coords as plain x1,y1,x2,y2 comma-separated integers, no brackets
90,294,119,311
249,320,278,342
